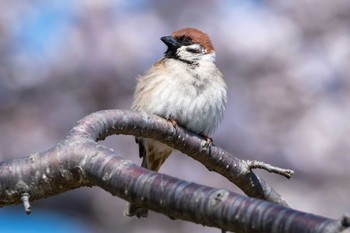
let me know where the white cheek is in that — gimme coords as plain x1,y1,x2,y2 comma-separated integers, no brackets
176,47,192,60
187,44,202,52
176,44,202,60
177,46,216,62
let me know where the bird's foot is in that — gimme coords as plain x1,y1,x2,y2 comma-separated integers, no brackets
167,119,178,128
200,133,213,151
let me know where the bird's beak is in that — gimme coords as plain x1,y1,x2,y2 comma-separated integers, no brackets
161,36,179,49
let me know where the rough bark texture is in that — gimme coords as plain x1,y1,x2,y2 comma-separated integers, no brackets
0,110,348,233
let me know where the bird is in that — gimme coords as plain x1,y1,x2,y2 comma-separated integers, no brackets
124,27,227,218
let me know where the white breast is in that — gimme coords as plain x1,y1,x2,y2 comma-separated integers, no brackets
133,58,227,135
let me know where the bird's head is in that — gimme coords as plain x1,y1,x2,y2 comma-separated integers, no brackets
161,28,215,64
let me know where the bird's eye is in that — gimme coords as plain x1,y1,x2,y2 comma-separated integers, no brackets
181,37,192,45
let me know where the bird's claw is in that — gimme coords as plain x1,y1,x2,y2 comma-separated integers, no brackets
200,134,213,151
168,119,178,128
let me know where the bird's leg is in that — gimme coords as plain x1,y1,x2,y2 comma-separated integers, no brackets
167,118,178,129
199,133,213,151
200,134,213,144
163,117,179,139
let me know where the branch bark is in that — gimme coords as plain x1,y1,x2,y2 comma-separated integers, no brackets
0,110,348,233
77,110,292,206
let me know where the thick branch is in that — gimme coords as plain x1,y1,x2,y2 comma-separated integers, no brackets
0,139,346,233
1,109,347,232
71,110,291,206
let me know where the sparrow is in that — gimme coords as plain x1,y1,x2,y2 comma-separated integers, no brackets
124,28,227,218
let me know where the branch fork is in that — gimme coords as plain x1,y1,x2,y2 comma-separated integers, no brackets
0,110,347,233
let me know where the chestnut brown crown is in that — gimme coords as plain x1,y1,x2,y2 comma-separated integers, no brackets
172,28,214,53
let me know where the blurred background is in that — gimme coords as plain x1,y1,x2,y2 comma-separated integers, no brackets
0,0,349,232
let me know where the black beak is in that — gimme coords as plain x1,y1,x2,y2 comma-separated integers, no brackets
161,36,179,49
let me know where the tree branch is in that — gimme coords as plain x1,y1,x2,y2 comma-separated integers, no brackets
245,160,294,179
0,110,348,233
73,110,292,206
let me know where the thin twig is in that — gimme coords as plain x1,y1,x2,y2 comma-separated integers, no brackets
245,160,294,179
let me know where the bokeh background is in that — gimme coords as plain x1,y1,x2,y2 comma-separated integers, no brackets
0,0,349,232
